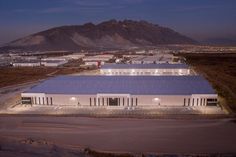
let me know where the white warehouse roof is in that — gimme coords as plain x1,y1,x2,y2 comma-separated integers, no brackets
24,75,216,95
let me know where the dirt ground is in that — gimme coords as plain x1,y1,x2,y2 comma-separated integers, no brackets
0,117,236,155
0,67,85,88
179,53,236,113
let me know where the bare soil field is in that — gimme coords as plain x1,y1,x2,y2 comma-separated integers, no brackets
0,67,83,88
179,53,236,113
0,117,236,155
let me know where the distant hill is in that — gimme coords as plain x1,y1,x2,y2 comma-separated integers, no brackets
0,19,197,52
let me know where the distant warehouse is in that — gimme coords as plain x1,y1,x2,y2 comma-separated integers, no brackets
12,60,68,67
100,63,191,76
130,54,177,64
21,75,218,108
83,54,114,66
41,60,68,67
12,60,41,67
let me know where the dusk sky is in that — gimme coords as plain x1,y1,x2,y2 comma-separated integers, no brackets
0,0,236,45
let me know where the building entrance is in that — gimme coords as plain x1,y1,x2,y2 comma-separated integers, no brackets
109,98,118,106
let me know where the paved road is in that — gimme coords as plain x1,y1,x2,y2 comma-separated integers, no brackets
0,117,236,154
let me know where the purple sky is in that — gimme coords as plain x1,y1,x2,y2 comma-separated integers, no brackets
0,0,236,45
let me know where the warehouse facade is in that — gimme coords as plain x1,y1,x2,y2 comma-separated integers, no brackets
21,76,218,108
100,63,191,76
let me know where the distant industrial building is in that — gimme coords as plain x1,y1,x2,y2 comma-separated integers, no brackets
0,60,10,67
135,50,146,54
130,54,178,64
83,54,114,66
12,59,68,67
40,54,84,67
21,75,217,108
12,60,41,67
41,57,67,61
23,56,39,60
41,60,68,67
100,63,191,76
0,54,11,67
84,61,101,67
42,54,84,61
130,56,146,64
63,54,85,60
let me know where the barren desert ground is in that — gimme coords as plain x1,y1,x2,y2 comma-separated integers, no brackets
0,116,236,154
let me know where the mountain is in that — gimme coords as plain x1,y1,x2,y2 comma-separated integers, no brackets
0,20,197,52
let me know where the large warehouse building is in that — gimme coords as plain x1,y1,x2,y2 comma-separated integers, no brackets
21,75,218,109
100,63,191,76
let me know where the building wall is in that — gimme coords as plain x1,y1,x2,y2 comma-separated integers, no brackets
131,60,143,64
21,93,217,108
13,62,41,67
41,60,68,67
83,55,114,62
48,94,92,107
100,68,190,76
85,61,99,66
143,61,155,64
136,95,187,107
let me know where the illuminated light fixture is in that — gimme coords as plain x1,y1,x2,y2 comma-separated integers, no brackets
131,69,135,73
153,98,160,102
70,97,76,101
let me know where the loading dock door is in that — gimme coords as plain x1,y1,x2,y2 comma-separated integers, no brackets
109,98,118,106
21,97,32,104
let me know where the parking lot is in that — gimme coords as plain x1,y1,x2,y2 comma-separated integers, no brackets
0,104,226,117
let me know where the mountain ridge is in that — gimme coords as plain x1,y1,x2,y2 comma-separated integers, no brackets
1,19,197,52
